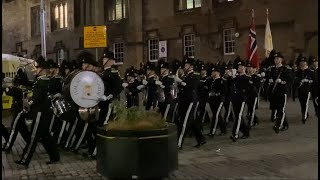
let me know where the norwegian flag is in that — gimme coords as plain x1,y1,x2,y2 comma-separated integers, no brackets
246,9,259,69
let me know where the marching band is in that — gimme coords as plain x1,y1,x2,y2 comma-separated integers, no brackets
2,49,318,167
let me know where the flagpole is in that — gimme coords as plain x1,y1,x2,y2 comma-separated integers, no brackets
252,9,254,18
266,8,269,18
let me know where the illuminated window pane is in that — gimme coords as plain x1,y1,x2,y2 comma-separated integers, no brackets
186,0,193,9
59,4,63,28
195,0,201,7
64,3,68,28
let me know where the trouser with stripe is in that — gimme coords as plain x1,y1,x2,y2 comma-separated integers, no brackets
298,91,311,120
224,99,234,123
246,96,259,126
312,88,318,116
19,111,60,165
4,111,30,151
1,123,10,143
158,100,174,122
208,100,226,135
231,96,250,138
176,101,204,147
64,110,80,148
272,93,288,129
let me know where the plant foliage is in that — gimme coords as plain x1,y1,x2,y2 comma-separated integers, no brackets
106,101,167,131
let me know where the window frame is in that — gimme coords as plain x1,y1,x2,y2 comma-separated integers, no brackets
31,5,41,37
183,34,195,58
176,0,202,12
223,28,236,55
50,0,68,32
148,39,159,62
113,42,124,65
106,0,127,22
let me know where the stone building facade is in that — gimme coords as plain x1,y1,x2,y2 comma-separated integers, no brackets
2,0,318,73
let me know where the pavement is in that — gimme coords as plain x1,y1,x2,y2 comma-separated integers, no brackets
2,99,318,180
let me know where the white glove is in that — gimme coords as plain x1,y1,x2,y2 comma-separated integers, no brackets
209,92,214,97
160,85,165,89
122,83,128,88
175,77,183,83
3,77,13,83
142,80,148,85
106,94,113,100
269,79,274,83
181,82,187,86
302,79,309,83
155,80,162,86
249,80,253,84
261,72,265,77
5,87,10,92
137,85,145,90
53,93,62,99
275,78,282,83
99,95,107,101
257,74,261,77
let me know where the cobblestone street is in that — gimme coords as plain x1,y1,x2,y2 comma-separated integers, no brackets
2,99,318,180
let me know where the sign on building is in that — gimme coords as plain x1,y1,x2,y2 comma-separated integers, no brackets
159,40,167,58
84,26,107,48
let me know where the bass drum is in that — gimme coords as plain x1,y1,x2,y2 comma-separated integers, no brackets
62,70,105,108
62,70,81,103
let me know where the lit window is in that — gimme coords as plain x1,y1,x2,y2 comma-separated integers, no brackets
113,43,124,64
178,0,201,11
51,0,68,31
223,28,235,55
108,0,127,21
148,39,159,62
184,34,195,58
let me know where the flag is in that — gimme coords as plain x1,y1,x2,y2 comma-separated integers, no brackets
264,9,273,58
246,9,259,69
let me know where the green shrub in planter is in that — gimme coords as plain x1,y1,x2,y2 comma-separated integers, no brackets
96,102,178,179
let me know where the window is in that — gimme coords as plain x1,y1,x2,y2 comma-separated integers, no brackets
148,39,159,62
184,34,195,58
56,49,68,65
177,0,201,11
31,5,41,36
51,0,68,31
107,0,127,21
113,43,124,64
223,28,235,55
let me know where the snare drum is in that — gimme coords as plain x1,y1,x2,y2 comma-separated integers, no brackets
52,97,71,119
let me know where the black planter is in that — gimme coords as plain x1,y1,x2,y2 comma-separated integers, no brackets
96,123,178,180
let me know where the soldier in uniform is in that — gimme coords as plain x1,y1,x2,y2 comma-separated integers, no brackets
3,73,31,152
68,52,98,152
197,64,210,124
15,58,60,167
48,62,65,144
230,61,251,142
156,61,175,121
84,49,122,158
140,62,158,111
246,62,261,127
122,69,142,108
206,65,226,137
267,52,290,133
294,57,315,124
223,62,235,124
309,56,318,117
175,57,206,149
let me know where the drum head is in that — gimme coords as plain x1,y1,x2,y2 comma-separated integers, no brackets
68,71,105,108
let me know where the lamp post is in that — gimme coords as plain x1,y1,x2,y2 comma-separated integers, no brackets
40,0,47,59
